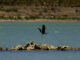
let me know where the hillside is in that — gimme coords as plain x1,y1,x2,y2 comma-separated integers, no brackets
0,0,80,21
0,0,80,7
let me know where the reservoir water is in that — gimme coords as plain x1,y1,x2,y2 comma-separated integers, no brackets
0,22,80,60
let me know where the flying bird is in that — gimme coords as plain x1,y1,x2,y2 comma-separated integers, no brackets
38,24,47,35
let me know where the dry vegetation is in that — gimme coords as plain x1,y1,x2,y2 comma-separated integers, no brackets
0,0,80,7
0,0,80,21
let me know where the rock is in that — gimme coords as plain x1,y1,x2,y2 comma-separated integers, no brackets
26,42,36,50
57,45,72,51
24,41,41,50
8,41,80,51
40,44,49,50
77,48,80,50
72,48,80,51
27,45,35,50
23,41,34,49
34,44,41,49
10,45,23,51
5,48,8,51
48,45,57,50
0,47,3,51
0,47,9,51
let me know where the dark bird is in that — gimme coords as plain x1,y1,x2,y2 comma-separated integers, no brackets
38,24,47,35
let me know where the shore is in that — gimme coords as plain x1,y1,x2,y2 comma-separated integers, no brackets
0,19,80,22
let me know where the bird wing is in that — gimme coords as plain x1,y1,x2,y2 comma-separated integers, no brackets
38,28,42,33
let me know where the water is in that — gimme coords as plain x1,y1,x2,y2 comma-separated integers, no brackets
0,51,80,60
0,22,80,60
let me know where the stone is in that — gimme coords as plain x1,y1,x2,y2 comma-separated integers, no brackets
57,45,72,51
8,41,80,51
27,45,35,50
10,45,23,51
34,44,41,49
23,41,34,49
24,42,41,50
72,48,80,51
48,45,57,50
0,47,3,51
40,44,49,50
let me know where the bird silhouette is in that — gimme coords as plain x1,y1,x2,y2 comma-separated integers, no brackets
38,24,47,35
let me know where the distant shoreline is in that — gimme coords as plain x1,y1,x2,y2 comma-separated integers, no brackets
0,19,80,22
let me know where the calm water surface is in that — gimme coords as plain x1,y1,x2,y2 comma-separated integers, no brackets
0,22,80,60
0,51,80,60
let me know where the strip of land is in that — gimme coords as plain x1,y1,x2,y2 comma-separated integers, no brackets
0,19,80,22
0,0,80,22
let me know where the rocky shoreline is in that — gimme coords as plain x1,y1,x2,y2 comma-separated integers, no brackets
0,41,80,51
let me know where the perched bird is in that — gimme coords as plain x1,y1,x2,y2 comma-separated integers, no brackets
38,24,47,35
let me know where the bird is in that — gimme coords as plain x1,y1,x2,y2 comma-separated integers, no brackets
38,24,47,35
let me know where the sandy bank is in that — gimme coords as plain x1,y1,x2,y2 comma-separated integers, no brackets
0,19,80,22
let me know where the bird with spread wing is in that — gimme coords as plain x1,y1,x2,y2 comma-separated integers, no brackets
38,24,47,35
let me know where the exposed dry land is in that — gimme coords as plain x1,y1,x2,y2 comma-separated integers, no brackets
0,6,80,22
0,0,80,22
0,19,80,22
